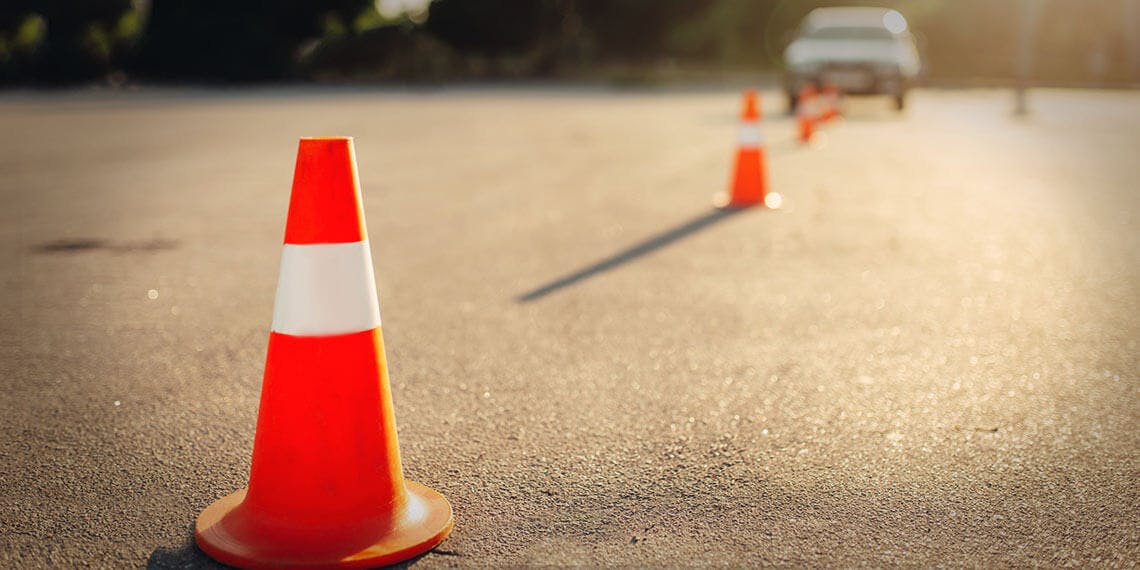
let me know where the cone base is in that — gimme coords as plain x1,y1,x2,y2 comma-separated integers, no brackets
195,481,453,569
713,192,763,210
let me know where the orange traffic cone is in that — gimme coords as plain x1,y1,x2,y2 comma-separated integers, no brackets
195,137,453,569
717,90,767,208
797,85,817,143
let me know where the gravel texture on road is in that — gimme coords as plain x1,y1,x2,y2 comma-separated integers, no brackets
1,87,1137,567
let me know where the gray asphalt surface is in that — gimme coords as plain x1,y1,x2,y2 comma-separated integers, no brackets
1,87,1138,568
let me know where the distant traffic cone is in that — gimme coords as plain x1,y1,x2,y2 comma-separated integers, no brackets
797,85,817,143
717,90,767,208
195,137,453,569
821,83,841,121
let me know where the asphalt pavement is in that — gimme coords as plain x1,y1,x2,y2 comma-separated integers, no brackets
1,86,1137,567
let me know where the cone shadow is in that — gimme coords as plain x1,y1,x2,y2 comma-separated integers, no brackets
517,207,746,303
147,529,229,570
147,525,445,569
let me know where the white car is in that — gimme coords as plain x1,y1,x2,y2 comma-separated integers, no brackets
783,7,922,111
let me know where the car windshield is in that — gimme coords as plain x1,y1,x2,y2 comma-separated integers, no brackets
804,26,896,41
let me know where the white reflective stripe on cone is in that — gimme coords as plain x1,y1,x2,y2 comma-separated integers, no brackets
738,124,764,147
271,240,382,336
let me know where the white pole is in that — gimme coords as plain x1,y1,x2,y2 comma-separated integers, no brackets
1014,0,1044,116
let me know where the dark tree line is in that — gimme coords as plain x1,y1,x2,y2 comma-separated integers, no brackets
1,0,1137,84
134,0,372,81
1,0,135,83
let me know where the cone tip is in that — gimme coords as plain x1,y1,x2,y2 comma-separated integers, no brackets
285,136,366,245
742,90,761,121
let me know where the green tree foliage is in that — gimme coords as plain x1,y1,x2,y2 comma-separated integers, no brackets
2,0,1137,84
425,0,569,57
0,0,135,83
573,0,717,60
422,0,722,63
134,0,373,81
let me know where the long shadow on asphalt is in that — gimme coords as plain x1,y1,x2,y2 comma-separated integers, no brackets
517,207,747,302
32,237,180,254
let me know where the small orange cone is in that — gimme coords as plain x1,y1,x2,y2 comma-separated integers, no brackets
195,137,453,569
797,84,817,143
717,90,767,208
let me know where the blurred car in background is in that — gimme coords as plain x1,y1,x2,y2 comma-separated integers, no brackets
783,7,922,111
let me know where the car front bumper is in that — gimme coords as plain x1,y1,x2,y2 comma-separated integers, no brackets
785,64,908,95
